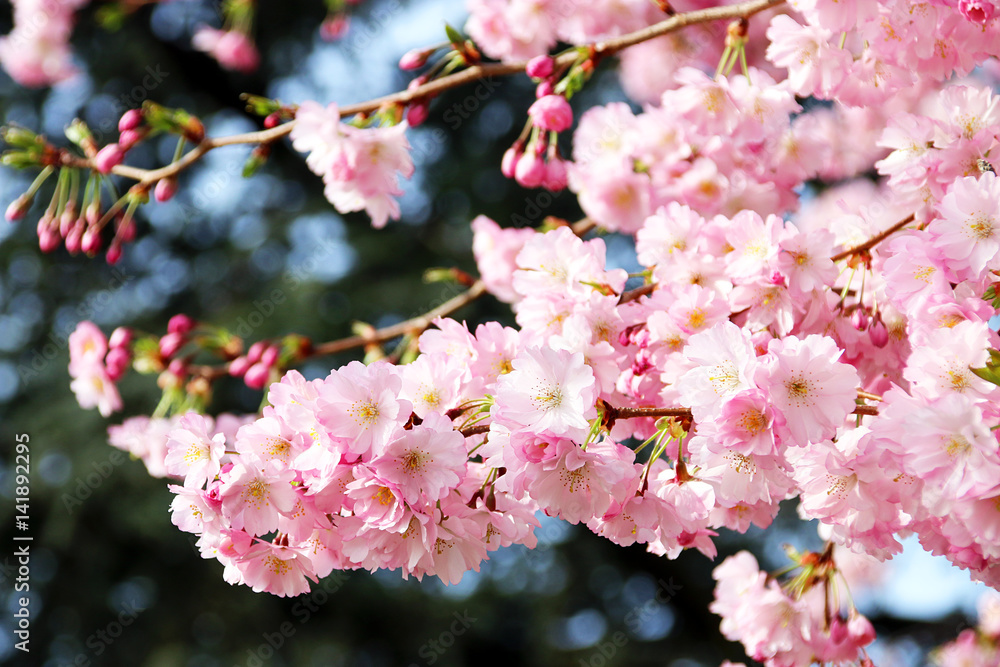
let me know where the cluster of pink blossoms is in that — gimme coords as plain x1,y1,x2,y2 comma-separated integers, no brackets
712,551,876,666
290,101,414,229
44,0,1000,662
0,0,88,87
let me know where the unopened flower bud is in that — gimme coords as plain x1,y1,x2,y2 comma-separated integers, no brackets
168,313,195,335
159,332,185,358
81,226,103,254
65,223,84,254
501,145,522,179
167,358,188,377
850,308,869,331
106,242,123,265
244,362,271,389
109,327,133,349
247,340,266,364
38,227,60,252
399,47,431,70
406,101,430,127
105,347,131,381
526,55,555,80
118,109,144,133
260,344,280,367
543,156,568,191
229,356,251,377
263,112,281,129
515,151,546,188
528,94,573,133
847,612,876,646
94,144,125,174
869,318,889,348
154,177,178,203
320,14,350,41
5,194,32,222
535,80,556,98
118,128,146,151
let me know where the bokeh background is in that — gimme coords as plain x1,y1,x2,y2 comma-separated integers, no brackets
0,1,993,665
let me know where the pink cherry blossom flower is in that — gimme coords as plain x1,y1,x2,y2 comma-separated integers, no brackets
192,27,260,73
236,540,317,597
528,94,573,132
471,215,536,303
220,460,297,536
290,101,414,228
315,361,411,458
759,334,860,446
165,412,227,488
492,346,597,440
370,413,467,504
930,171,1000,279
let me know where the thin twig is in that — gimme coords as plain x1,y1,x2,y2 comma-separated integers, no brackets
830,214,916,262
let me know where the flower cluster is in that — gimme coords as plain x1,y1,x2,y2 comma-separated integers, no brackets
712,550,876,666
290,101,415,229
0,0,88,87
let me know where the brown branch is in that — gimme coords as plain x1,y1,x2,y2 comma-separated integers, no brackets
458,392,881,438
619,282,657,304
830,214,916,263
71,0,785,186
460,424,491,438
312,280,486,357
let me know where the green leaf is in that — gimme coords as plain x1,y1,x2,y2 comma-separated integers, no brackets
444,23,464,45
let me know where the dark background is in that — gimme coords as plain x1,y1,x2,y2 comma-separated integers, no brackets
0,1,986,665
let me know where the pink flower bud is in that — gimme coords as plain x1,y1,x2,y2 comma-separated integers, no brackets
94,144,125,175
86,201,101,226
514,151,546,188
109,327,133,349
154,178,178,203
65,223,84,255
5,194,30,222
406,101,430,127
247,340,266,364
168,314,195,335
260,345,280,368
543,157,568,191
847,612,876,646
319,15,350,41
59,206,77,237
228,356,251,377
244,362,271,389
193,27,261,72
118,109,144,133
399,47,430,70
850,308,869,331
501,145,522,179
38,227,60,253
118,128,145,151
159,332,185,358
263,112,281,129
828,615,849,644
869,319,889,348
81,226,103,254
535,80,556,98
105,347,131,381
526,55,554,80
116,216,136,242
528,95,573,132
167,358,188,377
106,243,123,265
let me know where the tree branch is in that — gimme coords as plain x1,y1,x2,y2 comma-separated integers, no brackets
78,0,785,186
830,214,916,262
